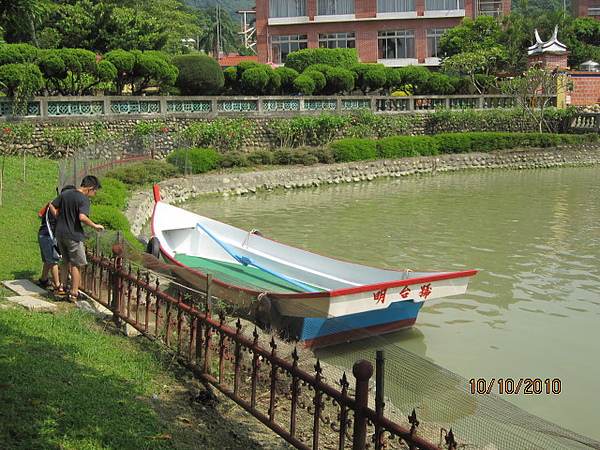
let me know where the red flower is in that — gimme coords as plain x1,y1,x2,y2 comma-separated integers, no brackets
227,132,233,136
4,128,9,134
161,127,167,132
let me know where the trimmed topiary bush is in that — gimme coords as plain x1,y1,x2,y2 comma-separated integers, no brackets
166,147,220,174
329,138,378,162
377,136,439,158
172,54,224,95
90,204,139,246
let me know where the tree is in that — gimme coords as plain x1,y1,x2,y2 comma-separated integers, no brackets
128,50,178,94
274,66,299,94
500,64,566,132
172,53,224,94
196,6,239,57
0,0,49,47
37,48,116,95
352,63,387,94
441,47,508,94
103,49,136,94
438,15,506,58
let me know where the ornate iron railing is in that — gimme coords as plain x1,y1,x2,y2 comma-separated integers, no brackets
81,249,453,450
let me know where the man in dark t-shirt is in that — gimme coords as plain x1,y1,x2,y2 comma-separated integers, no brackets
50,175,104,301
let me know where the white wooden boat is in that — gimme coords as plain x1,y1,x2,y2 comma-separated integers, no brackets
150,186,477,348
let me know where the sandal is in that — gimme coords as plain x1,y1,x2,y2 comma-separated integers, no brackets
68,292,86,302
55,286,67,296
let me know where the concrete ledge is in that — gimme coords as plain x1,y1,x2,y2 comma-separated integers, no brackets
6,295,58,313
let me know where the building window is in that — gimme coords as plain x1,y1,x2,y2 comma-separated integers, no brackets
426,0,464,10
270,0,306,17
378,30,415,59
271,35,308,64
378,0,415,13
319,32,356,49
318,0,354,15
427,28,448,57
589,6,600,16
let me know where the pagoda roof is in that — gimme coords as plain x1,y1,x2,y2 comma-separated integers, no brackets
527,26,568,55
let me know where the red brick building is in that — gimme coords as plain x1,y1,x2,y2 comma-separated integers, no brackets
255,0,511,66
572,0,600,19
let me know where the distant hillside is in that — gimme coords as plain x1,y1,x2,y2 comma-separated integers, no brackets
184,0,255,18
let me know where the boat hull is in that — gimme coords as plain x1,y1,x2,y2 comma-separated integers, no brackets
150,185,476,348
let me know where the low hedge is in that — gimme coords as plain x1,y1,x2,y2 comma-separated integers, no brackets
92,178,128,209
166,147,220,174
90,204,140,247
104,159,180,186
329,138,378,162
377,135,439,158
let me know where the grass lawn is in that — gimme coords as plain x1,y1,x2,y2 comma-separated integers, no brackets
0,156,286,449
0,156,58,281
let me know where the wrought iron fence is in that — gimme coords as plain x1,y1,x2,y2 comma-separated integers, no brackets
80,247,448,450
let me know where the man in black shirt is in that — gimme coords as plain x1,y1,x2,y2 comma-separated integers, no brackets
51,175,104,301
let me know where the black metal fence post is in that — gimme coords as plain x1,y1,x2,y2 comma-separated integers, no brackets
353,359,374,450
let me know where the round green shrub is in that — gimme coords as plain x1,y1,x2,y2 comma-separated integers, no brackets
171,54,224,95
166,147,220,174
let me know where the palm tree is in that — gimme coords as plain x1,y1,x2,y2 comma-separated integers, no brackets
196,6,239,58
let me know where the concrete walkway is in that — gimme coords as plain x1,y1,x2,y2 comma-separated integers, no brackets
1,279,59,312
1,280,111,319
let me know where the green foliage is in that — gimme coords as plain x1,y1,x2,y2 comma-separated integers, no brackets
129,50,178,95
285,48,359,73
240,67,270,94
377,136,439,158
438,15,506,57
91,178,128,209
103,49,136,94
0,63,44,104
274,66,299,94
329,138,378,162
36,48,117,95
247,150,274,165
182,118,254,151
352,63,386,94
272,147,319,166
172,53,224,95
0,43,38,65
90,204,130,234
431,132,597,154
166,147,220,174
294,73,316,95
219,151,249,168
104,159,180,185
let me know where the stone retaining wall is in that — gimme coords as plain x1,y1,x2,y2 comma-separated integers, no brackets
126,145,600,236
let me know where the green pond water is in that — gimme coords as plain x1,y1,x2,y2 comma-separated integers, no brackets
180,165,600,441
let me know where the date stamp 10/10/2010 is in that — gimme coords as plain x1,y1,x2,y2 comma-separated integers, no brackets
469,378,562,395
